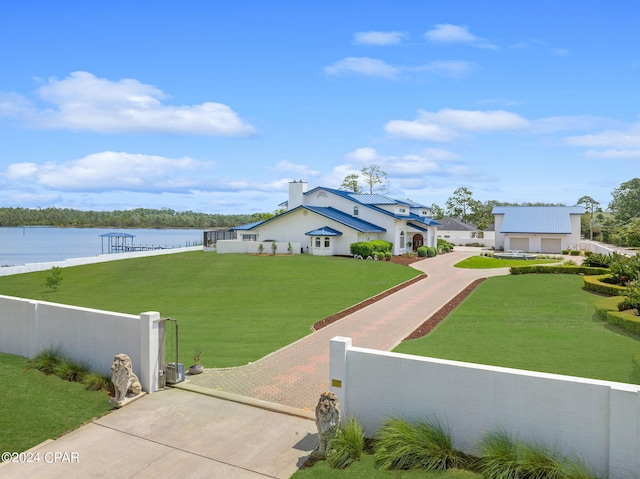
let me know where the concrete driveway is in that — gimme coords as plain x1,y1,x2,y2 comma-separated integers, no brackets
0,388,317,479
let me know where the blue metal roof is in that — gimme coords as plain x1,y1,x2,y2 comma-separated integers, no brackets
230,220,265,231
492,206,584,233
408,213,441,226
305,226,343,236
304,206,386,232
349,193,398,205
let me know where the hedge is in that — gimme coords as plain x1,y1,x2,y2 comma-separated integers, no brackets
594,294,640,338
583,274,628,296
632,351,640,384
350,240,393,257
509,265,609,276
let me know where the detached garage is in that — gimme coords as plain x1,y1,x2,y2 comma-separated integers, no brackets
493,206,584,253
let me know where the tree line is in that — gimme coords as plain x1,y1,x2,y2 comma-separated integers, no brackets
0,207,254,229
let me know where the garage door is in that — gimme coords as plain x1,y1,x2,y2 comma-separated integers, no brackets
541,238,562,253
509,238,529,252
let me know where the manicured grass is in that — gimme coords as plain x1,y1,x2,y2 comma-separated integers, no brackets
454,255,559,269
292,455,480,479
0,353,113,457
0,251,421,368
395,274,640,383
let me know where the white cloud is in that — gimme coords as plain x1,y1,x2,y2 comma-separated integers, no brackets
384,108,530,141
424,24,498,50
3,151,208,192
353,31,406,45
412,60,475,78
324,57,399,79
341,146,466,186
552,48,571,56
0,71,256,136
345,147,378,162
273,160,321,178
584,149,640,160
565,124,640,148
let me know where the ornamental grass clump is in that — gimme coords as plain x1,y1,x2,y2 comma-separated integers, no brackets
326,417,365,469
477,431,596,479
373,417,471,471
26,347,64,375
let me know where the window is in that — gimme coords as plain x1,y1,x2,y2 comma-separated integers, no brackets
399,231,405,249
324,237,330,247
399,208,406,213
315,237,321,247
353,206,359,216
243,234,257,241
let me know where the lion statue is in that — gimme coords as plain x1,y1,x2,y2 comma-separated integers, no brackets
315,391,341,457
110,353,142,406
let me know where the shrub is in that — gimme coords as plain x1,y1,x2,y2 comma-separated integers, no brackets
44,266,63,291
622,283,640,315
82,372,114,393
369,240,393,253
26,348,64,375
327,417,365,469
350,242,374,257
478,431,595,479
374,252,386,261
258,243,264,254
271,241,278,255
582,252,613,268
427,247,437,257
54,356,88,382
609,254,640,286
373,417,471,471
570,250,581,256
385,252,392,261
417,246,428,257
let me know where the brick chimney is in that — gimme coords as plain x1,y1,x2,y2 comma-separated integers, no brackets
288,180,307,210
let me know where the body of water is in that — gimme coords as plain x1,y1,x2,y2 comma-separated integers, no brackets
0,227,204,266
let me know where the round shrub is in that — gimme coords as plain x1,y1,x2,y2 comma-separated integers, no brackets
427,247,437,257
417,246,428,257
385,252,392,261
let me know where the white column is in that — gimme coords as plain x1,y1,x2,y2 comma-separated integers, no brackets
330,336,352,420
139,311,161,393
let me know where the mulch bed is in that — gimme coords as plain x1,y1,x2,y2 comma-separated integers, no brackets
312,255,486,339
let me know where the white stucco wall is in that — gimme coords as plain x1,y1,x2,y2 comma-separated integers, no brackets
330,337,640,479
0,295,163,393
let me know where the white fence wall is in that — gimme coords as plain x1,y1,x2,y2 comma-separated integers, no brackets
214,240,300,254
330,337,640,479
0,295,163,393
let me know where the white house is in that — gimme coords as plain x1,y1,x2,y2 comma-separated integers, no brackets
222,181,440,256
436,217,495,248
492,206,584,253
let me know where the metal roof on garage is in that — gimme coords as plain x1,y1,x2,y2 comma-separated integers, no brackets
492,206,584,234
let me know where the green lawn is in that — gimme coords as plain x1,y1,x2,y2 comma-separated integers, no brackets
292,455,480,479
0,251,421,368
395,274,640,384
453,255,560,269
0,353,113,457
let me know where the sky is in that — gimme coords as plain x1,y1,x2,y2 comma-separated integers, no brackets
0,1,639,215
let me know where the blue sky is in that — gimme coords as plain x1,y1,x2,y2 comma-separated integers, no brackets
0,1,639,215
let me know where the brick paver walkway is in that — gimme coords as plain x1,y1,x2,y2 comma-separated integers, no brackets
182,249,510,411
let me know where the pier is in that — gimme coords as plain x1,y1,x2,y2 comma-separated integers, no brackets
99,232,192,254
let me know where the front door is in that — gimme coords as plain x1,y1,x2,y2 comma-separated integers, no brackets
412,234,424,250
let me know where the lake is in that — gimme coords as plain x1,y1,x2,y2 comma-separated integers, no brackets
0,227,204,266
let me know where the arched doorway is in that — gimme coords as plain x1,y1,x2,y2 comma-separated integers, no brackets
412,234,424,250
